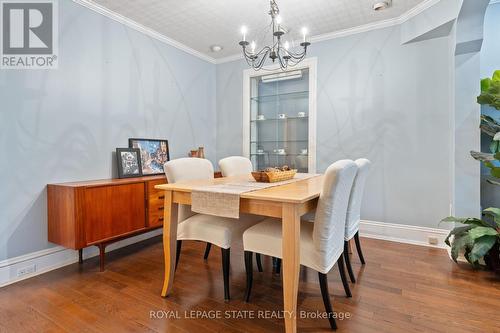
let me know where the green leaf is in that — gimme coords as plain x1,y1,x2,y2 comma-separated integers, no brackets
450,233,473,262
493,70,500,82
481,78,491,92
486,178,500,186
491,167,500,178
490,140,499,154
468,235,497,263
480,115,500,137
483,207,500,227
478,72,500,110
444,225,473,247
484,161,494,169
470,151,495,162
468,226,498,240
440,216,488,227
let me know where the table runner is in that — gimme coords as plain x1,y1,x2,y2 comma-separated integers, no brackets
191,173,319,218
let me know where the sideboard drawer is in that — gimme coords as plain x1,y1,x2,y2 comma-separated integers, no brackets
147,179,167,227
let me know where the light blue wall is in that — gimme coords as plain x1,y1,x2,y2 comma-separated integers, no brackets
480,3,500,209
480,3,500,78
0,1,216,261
216,25,453,228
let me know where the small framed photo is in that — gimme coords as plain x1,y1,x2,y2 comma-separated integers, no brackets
129,138,170,176
116,148,143,178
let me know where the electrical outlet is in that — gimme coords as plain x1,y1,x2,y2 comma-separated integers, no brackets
428,236,439,246
17,264,36,277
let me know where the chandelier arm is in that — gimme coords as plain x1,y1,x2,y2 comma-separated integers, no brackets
239,0,310,71
252,49,270,71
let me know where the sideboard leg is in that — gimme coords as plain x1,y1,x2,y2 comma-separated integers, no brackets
97,244,106,272
78,249,83,264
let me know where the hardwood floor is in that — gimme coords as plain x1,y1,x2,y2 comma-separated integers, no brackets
0,237,499,333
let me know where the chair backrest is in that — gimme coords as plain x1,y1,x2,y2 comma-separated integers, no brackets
218,156,253,177
164,157,214,183
345,158,371,240
164,158,214,221
313,160,357,269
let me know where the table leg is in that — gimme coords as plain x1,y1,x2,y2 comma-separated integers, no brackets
161,190,179,297
282,202,300,333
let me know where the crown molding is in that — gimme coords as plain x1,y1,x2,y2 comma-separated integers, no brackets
398,0,441,23
72,0,217,64
74,0,442,66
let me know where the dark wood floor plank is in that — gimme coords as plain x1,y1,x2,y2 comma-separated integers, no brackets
0,236,498,333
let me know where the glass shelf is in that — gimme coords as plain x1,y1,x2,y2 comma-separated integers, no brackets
251,116,308,122
250,140,308,143
250,90,309,102
249,68,310,172
251,153,309,157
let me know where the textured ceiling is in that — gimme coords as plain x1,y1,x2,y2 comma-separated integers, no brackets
91,0,427,59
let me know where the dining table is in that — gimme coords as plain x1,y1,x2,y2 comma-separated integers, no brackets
155,174,324,333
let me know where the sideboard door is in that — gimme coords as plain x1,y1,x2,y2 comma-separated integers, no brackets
83,183,146,244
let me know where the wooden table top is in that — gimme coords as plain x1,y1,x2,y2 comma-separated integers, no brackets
155,174,323,204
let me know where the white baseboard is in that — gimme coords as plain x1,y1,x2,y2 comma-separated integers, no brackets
0,229,162,288
359,220,450,249
0,221,450,288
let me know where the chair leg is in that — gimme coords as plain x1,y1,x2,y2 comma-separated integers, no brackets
203,243,212,260
221,248,231,300
318,273,338,330
274,258,282,274
354,231,365,265
256,253,263,272
244,251,253,302
175,240,182,271
344,241,356,283
338,255,352,298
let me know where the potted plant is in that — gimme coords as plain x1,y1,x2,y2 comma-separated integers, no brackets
441,209,499,273
443,70,500,274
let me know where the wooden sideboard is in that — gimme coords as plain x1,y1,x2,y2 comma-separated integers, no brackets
48,172,222,271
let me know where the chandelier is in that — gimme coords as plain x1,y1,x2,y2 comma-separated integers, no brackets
239,0,310,71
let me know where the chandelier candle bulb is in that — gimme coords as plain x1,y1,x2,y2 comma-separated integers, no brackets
239,0,311,70
241,26,247,42
302,27,308,43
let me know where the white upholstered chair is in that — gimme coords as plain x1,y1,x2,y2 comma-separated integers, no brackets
242,160,358,330
343,158,371,283
164,157,260,300
218,156,253,177
217,156,265,272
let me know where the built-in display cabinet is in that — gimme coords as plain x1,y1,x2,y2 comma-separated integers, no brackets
243,58,317,173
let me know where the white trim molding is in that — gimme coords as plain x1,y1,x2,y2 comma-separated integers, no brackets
72,0,216,64
0,229,162,288
73,0,442,65
360,220,450,249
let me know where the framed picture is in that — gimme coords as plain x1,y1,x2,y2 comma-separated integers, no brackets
116,148,143,178
128,138,170,176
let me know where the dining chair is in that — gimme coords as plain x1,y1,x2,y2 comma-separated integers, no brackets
343,158,371,283
217,156,265,272
242,160,358,330
218,156,253,177
164,157,260,300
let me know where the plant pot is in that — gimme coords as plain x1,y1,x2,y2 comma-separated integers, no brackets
484,241,500,275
